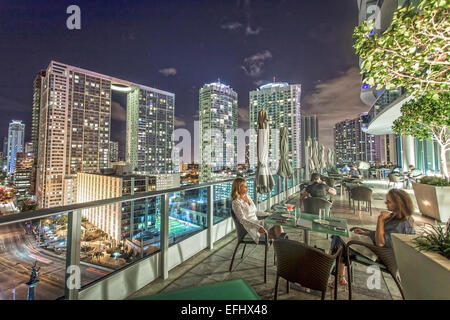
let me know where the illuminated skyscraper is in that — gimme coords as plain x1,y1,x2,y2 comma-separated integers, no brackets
126,87,174,174
36,61,174,208
249,82,302,171
199,82,238,183
7,120,25,174
110,141,119,162
333,113,380,165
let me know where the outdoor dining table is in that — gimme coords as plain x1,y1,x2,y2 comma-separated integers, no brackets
325,173,347,195
266,205,349,245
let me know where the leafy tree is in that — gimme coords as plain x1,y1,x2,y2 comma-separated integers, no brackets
392,92,450,180
353,0,449,96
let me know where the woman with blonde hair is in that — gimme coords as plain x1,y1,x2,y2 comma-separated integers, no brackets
330,188,415,286
231,177,285,244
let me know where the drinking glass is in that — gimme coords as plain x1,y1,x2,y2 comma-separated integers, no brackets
319,208,325,220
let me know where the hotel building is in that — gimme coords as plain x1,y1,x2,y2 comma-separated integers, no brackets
77,166,180,242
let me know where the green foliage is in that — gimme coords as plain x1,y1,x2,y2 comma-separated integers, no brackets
353,0,450,96
413,224,450,259
420,176,450,186
392,91,450,141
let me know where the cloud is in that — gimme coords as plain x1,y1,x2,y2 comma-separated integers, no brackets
174,116,186,127
245,25,262,35
241,50,272,78
238,107,249,125
159,68,177,76
303,67,368,148
111,101,126,121
221,22,243,30
254,80,264,86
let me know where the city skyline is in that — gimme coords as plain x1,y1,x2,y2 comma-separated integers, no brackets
0,0,367,150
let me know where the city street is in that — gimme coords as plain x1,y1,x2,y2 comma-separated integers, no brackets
0,223,110,300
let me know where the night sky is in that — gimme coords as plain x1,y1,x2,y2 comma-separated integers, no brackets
0,0,368,161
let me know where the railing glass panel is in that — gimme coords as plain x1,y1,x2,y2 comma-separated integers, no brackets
213,181,232,225
0,213,69,300
168,189,207,245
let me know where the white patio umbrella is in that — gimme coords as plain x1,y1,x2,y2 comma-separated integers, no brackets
308,139,315,174
327,147,333,170
312,140,320,174
304,137,312,181
319,145,326,173
277,127,293,201
255,110,274,196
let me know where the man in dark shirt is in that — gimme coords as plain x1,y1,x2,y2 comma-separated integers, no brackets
300,173,336,201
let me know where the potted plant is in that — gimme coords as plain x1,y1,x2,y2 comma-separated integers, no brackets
412,177,450,222
391,224,450,300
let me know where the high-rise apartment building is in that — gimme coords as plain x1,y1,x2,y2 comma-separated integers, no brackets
14,152,34,196
249,83,302,171
35,61,175,209
2,136,7,158
7,120,25,174
334,113,380,165
301,115,319,167
126,87,174,174
32,70,46,157
110,141,119,163
199,82,238,183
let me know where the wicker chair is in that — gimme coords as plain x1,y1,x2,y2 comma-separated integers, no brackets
303,197,333,239
229,209,270,283
345,227,405,300
273,239,342,300
349,186,373,216
303,197,332,216
387,173,404,189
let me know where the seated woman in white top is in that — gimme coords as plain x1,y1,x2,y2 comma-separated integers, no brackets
231,177,283,244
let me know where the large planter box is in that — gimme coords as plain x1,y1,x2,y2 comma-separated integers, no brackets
391,234,450,300
412,182,450,222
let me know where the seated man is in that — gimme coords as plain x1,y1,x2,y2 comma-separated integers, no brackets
300,173,336,202
348,165,362,179
341,164,350,173
405,164,423,188
343,165,362,184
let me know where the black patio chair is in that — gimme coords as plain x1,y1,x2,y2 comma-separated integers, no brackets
229,209,270,283
303,197,332,216
302,197,333,239
345,227,405,300
273,239,342,300
349,186,373,216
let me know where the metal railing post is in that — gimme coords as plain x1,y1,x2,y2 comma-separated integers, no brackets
207,185,214,250
65,209,82,300
160,194,169,279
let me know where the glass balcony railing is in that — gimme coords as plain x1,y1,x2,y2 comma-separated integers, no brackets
0,170,303,300
366,87,407,124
